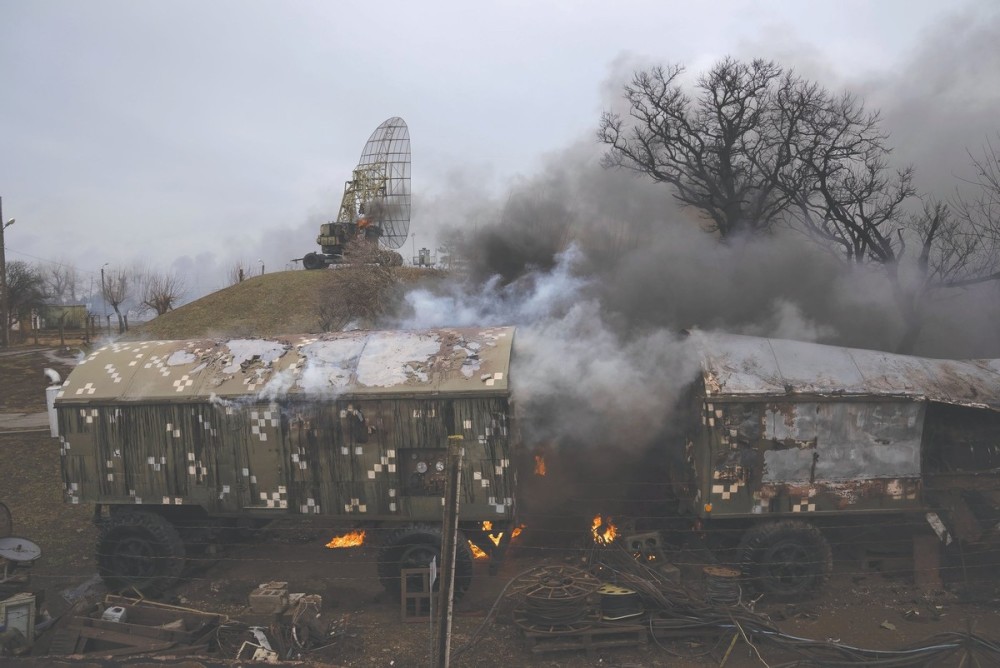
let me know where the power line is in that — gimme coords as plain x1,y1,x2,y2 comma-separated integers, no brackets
4,246,104,279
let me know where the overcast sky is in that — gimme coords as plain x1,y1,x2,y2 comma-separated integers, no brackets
1,0,995,302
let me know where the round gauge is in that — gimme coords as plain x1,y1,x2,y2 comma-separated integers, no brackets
435,461,446,472
415,461,428,474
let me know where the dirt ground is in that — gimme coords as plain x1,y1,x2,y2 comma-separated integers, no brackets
4,345,1000,667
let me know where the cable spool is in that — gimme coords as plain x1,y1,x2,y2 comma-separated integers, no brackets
597,584,644,620
703,565,742,606
511,565,602,632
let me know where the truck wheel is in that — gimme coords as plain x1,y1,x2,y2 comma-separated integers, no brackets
96,511,186,597
303,253,326,270
377,250,404,267
377,525,473,601
738,520,832,600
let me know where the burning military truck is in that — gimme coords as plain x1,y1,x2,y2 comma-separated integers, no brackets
51,327,517,597
50,324,1000,601
664,331,1000,598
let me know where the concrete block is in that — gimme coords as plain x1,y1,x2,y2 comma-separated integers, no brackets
249,583,289,614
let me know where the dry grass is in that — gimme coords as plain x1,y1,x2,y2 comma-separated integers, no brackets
0,350,96,582
130,266,446,340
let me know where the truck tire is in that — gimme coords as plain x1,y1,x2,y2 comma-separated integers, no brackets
377,250,404,267
376,524,473,602
303,253,326,270
737,520,832,600
96,510,186,597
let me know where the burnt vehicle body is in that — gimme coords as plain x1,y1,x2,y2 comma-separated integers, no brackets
51,327,517,597
670,331,1000,598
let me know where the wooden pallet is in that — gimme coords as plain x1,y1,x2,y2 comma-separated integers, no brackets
48,594,223,657
521,621,647,656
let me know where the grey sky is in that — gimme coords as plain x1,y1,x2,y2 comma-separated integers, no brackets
0,0,989,301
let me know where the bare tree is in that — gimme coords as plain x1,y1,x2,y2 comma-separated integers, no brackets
317,239,398,331
44,261,80,305
776,91,932,350
787,117,1000,351
944,136,1000,286
101,266,131,334
5,261,48,340
227,259,253,286
599,58,809,238
138,269,187,316
784,91,912,262
601,57,1000,352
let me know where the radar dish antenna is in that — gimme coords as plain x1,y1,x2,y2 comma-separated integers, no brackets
300,117,411,269
342,116,410,249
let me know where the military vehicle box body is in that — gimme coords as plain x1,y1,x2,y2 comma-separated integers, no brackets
53,327,517,529
675,331,1000,530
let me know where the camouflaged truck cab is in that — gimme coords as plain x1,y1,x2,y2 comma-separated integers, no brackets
671,331,1000,599
52,327,518,597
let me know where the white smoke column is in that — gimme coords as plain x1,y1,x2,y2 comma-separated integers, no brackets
513,300,699,444
399,245,590,328
395,245,699,446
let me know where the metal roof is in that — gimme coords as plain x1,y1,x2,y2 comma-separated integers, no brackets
691,330,1000,410
55,327,514,405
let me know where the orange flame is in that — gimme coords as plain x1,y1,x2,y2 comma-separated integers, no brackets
534,455,546,476
479,521,525,548
325,530,366,548
591,515,617,545
469,541,488,560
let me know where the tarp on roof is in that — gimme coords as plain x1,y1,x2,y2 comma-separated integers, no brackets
55,327,514,405
691,330,1000,410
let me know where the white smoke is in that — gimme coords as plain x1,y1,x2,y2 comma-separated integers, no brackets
393,245,699,446
398,245,590,329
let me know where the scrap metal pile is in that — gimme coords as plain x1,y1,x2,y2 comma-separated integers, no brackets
457,538,1000,666
41,588,350,662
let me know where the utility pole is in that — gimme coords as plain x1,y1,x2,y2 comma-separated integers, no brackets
433,435,464,668
100,263,109,337
0,196,15,348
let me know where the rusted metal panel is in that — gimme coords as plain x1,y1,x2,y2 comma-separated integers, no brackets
691,331,1000,411
698,399,924,517
761,402,923,482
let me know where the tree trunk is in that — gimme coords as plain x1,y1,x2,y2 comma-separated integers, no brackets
888,273,924,355
895,315,924,355
111,305,126,334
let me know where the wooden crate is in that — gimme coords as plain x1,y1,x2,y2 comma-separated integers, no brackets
400,568,432,623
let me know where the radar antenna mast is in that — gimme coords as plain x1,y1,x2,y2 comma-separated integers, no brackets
301,117,410,269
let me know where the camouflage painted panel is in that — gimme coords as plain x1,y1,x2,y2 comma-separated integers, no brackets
703,400,924,517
